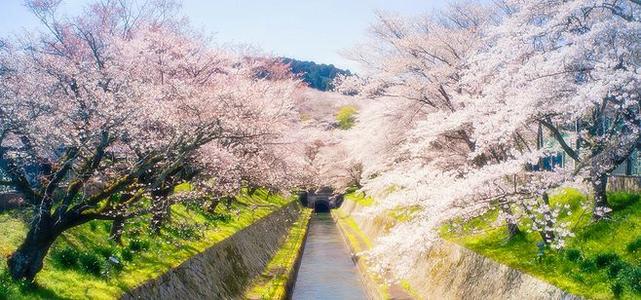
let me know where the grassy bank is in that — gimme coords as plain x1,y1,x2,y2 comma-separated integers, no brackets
333,208,374,252
244,206,312,299
442,189,641,299
338,192,423,298
344,191,375,207
0,188,293,300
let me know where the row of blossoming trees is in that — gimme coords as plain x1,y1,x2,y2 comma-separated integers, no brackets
0,0,314,281
334,0,641,277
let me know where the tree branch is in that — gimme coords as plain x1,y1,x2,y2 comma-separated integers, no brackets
58,131,111,215
0,147,41,204
539,119,580,162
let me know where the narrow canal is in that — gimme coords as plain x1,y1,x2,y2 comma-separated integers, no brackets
291,212,368,300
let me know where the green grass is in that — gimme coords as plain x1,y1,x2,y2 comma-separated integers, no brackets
344,186,420,231
442,189,641,299
0,188,293,300
334,208,373,251
244,207,312,300
336,105,358,130
345,191,375,207
338,193,420,299
387,205,422,223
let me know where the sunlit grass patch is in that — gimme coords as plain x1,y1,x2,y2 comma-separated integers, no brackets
334,208,373,250
386,205,422,223
0,189,293,300
442,189,641,299
345,191,375,207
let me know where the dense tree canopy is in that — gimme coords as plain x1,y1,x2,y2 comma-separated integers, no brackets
333,0,641,279
2,0,641,291
281,58,351,91
0,0,311,281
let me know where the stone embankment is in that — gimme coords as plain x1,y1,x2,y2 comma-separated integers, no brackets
121,201,302,300
337,199,579,300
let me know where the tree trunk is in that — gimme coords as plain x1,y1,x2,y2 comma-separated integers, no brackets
206,198,220,214
150,208,168,234
522,194,555,245
109,216,125,245
8,215,59,281
499,200,520,238
150,199,173,234
592,174,610,221
225,196,233,209
149,188,174,234
541,192,555,244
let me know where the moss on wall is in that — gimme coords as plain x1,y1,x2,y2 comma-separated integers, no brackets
244,208,312,300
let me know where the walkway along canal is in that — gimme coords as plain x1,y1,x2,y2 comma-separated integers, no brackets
291,212,368,300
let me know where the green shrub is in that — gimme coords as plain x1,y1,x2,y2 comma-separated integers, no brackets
609,261,628,279
580,259,597,273
120,248,134,262
128,239,150,252
102,256,123,276
203,213,232,223
344,186,358,194
109,257,124,272
565,249,582,262
0,271,11,299
51,247,80,269
595,252,621,268
89,222,98,232
611,281,624,298
627,237,641,253
608,192,640,211
623,266,641,293
0,286,8,300
78,253,104,276
336,105,358,130
96,246,116,259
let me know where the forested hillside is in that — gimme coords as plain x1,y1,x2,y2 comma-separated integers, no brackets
281,58,351,91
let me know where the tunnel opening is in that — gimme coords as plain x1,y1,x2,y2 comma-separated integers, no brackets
314,200,330,213
298,191,309,207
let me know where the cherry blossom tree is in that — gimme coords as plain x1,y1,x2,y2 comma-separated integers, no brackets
330,0,641,281
331,1,596,278
0,0,303,281
337,3,523,175
335,1,540,224
470,0,641,220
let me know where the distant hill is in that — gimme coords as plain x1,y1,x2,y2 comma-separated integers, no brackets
281,58,351,91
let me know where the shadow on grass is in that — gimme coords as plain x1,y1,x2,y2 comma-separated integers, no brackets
1,271,66,300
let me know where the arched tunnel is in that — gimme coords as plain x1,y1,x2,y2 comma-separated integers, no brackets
314,200,330,213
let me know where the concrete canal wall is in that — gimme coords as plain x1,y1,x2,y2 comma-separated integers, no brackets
337,199,579,300
121,202,301,300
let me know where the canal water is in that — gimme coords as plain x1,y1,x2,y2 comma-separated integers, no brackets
291,213,368,300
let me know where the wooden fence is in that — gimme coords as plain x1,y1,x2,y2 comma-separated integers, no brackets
608,175,641,193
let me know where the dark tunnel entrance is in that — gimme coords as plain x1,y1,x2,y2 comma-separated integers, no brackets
314,200,330,213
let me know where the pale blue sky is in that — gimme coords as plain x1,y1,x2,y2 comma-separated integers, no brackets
0,0,444,71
